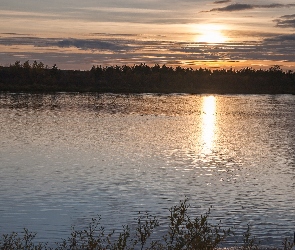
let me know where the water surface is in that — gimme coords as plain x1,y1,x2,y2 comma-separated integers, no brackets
0,93,295,247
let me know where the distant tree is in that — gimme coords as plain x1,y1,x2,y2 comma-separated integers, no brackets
11,61,21,68
32,60,38,69
152,64,161,73
38,62,45,69
269,65,282,73
23,60,31,69
1,63,295,93
51,64,58,71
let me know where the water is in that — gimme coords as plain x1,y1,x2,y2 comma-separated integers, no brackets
0,93,295,247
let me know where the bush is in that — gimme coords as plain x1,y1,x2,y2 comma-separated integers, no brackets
1,199,294,249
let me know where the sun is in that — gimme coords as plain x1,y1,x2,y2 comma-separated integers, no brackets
195,24,227,43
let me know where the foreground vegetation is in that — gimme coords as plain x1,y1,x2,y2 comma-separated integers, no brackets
0,61,295,93
1,199,294,250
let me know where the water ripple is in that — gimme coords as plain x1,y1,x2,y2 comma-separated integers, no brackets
0,93,295,247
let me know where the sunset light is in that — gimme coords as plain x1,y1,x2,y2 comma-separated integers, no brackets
196,24,227,43
1,0,295,247
0,1,295,69
201,96,216,154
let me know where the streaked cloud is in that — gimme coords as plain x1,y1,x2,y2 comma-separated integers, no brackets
207,3,295,12
1,32,295,70
0,10,58,18
0,0,295,70
264,34,295,42
0,36,131,52
56,39,128,51
275,14,295,28
210,4,253,12
213,0,231,4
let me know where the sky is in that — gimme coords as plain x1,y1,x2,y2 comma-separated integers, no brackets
1,0,295,70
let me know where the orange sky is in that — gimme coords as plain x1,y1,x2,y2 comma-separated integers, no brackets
0,0,295,70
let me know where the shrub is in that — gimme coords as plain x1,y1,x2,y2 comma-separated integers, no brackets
1,199,294,249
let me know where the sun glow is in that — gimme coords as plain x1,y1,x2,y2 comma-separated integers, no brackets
195,24,227,43
201,96,216,154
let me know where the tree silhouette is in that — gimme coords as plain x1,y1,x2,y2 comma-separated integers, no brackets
0,60,294,93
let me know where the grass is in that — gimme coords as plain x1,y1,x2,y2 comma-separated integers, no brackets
0,198,294,250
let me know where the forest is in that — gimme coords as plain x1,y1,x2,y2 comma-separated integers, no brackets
0,61,295,94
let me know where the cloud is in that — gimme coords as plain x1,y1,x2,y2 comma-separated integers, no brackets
1,33,295,70
275,14,295,28
213,0,231,4
0,36,129,52
207,4,253,12
207,3,295,12
56,39,127,51
0,10,58,18
224,30,279,39
264,33,295,42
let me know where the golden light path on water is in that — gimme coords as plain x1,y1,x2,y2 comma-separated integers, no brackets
201,96,217,154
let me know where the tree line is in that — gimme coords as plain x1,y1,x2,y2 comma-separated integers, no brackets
0,61,294,94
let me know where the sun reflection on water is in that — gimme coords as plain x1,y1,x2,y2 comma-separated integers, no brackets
201,96,216,154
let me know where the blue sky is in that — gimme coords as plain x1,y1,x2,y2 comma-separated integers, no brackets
1,0,295,70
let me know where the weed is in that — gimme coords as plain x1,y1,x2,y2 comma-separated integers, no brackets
0,199,293,249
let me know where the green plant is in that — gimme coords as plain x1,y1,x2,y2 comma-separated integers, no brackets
133,212,159,250
109,225,130,250
0,228,46,250
282,237,295,250
162,198,231,250
2,199,293,249
240,224,260,250
55,217,114,250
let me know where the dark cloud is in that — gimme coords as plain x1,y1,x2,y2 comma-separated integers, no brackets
224,30,279,39
0,37,129,52
0,36,41,46
1,33,20,35
56,39,126,51
207,3,295,12
275,14,295,28
208,4,254,12
260,4,285,8
213,0,231,4
264,33,295,42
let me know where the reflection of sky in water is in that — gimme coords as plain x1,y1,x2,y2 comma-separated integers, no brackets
201,96,216,155
1,93,295,247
